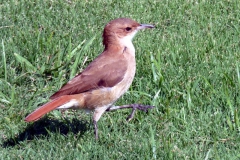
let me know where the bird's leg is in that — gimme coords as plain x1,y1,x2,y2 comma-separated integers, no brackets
106,104,154,121
93,120,98,140
93,105,110,140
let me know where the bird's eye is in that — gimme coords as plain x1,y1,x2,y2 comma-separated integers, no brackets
125,27,132,31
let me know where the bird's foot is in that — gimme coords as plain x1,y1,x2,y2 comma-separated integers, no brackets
106,104,154,121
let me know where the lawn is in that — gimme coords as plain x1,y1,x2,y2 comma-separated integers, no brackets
1,0,240,159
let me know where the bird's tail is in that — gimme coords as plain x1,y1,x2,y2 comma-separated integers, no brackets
25,95,79,122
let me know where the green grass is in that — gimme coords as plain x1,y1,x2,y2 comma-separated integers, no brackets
1,0,240,159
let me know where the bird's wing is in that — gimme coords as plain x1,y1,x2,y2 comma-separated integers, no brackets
50,52,128,100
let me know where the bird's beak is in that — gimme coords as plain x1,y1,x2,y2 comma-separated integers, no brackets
137,24,155,30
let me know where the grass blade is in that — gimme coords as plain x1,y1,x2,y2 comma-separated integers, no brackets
237,64,240,86
70,35,96,78
2,39,7,81
14,53,37,72
149,125,157,160
67,39,86,62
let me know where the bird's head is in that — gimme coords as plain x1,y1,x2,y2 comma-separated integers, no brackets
102,18,154,48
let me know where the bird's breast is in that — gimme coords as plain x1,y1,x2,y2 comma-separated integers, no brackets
112,51,136,100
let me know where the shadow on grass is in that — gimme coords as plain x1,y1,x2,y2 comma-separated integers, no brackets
2,117,89,148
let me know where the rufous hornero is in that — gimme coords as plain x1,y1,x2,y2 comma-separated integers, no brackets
25,18,155,139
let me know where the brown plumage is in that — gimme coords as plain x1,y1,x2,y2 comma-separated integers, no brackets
50,50,128,100
25,18,155,139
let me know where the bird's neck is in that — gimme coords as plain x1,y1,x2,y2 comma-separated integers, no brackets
118,36,135,54
103,35,136,56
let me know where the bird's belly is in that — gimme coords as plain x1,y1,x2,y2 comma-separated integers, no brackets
82,69,135,110
81,87,117,109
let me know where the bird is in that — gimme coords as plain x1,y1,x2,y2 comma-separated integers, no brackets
25,18,155,139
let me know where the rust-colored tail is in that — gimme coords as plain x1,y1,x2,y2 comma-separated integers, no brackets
25,95,77,122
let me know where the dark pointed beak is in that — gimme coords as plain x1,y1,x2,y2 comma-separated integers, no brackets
137,24,155,30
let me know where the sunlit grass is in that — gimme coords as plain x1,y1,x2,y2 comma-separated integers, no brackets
0,0,240,159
